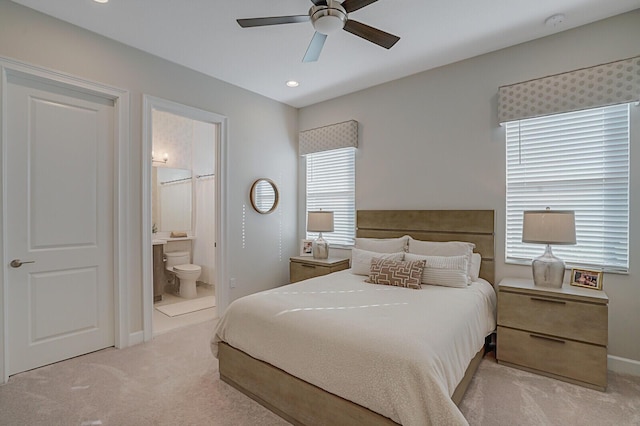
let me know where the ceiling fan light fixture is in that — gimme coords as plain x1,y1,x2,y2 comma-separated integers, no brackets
310,2,347,35
237,0,400,63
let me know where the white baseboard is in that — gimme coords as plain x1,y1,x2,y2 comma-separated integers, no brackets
608,355,640,376
128,331,144,347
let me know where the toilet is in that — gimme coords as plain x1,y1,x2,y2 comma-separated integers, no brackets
164,251,201,299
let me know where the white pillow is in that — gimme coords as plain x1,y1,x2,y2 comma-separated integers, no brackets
404,253,470,288
407,237,475,256
407,238,475,278
355,235,409,253
351,248,404,276
470,253,482,282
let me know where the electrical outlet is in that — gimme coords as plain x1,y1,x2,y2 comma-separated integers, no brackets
229,277,236,288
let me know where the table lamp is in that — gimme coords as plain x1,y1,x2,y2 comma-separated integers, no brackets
307,211,334,259
522,208,576,288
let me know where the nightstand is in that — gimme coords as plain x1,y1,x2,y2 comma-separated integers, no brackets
289,256,350,283
497,277,608,390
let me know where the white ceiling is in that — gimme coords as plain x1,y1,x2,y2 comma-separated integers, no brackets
12,0,640,108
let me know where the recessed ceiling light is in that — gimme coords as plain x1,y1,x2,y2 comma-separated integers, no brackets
286,80,299,88
94,0,109,3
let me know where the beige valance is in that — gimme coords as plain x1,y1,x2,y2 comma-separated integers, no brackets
498,56,640,123
299,120,358,156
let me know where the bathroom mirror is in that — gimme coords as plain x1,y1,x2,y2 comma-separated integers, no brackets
153,167,192,232
250,178,279,214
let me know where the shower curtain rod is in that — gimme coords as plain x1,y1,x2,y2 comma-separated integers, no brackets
160,176,192,185
160,173,214,185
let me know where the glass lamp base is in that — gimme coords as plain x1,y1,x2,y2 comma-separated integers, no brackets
312,234,329,259
532,244,565,288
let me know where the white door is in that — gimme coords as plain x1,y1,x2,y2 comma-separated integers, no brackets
6,73,115,375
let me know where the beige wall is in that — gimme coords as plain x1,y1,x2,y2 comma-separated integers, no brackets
299,10,640,367
0,2,298,338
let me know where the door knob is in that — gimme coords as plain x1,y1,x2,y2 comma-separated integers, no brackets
10,259,35,268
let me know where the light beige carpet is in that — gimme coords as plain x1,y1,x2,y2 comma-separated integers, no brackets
459,352,640,425
1,319,639,425
155,295,216,317
0,319,287,426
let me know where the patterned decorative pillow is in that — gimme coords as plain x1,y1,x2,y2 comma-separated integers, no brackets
365,258,425,289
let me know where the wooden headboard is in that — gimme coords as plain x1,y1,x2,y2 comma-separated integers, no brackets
356,210,495,284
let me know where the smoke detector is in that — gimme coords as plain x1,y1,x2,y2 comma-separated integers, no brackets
545,14,566,28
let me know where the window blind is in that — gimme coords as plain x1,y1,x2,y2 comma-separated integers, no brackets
505,103,630,272
306,147,356,246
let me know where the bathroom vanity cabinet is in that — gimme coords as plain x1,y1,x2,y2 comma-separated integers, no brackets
152,243,166,302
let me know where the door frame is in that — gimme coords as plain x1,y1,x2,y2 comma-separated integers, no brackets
0,57,130,383
141,95,228,341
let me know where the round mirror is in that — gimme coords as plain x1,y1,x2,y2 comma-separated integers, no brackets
250,178,279,214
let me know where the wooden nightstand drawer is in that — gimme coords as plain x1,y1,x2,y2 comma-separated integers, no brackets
498,291,607,345
289,257,350,283
290,262,331,282
497,278,608,390
498,326,607,389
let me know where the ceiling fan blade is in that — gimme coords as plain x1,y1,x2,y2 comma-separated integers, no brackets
341,0,378,13
310,0,328,5
237,15,309,28
343,19,400,49
303,32,328,62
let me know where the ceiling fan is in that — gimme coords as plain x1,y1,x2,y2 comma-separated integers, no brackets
237,0,400,63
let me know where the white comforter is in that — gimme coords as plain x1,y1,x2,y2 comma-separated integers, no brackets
211,270,496,426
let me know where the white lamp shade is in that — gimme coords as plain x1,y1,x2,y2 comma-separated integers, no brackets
307,211,334,233
522,210,576,245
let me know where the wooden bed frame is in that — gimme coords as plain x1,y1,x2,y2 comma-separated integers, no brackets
219,210,495,425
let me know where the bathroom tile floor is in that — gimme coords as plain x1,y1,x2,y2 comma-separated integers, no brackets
153,284,217,336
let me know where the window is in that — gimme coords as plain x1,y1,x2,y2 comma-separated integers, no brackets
505,103,630,272
305,147,356,246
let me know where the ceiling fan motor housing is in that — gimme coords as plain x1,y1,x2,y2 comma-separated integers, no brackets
310,1,347,35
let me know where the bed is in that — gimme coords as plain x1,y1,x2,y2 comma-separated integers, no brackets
212,210,496,425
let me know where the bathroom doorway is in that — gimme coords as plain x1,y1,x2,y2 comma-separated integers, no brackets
142,96,228,340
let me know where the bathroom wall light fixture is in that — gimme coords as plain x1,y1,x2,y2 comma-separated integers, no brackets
152,151,169,164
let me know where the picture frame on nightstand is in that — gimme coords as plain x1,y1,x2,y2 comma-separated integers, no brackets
571,268,603,290
300,239,313,256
